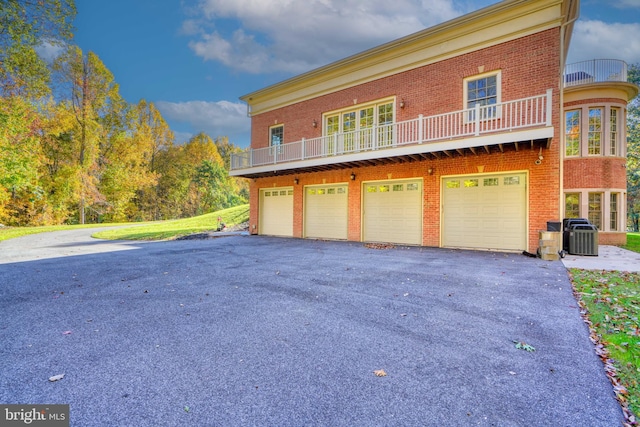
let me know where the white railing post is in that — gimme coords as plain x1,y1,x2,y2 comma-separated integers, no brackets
373,125,378,150
546,88,553,127
418,114,424,144
301,138,305,160
250,149,253,167
474,104,480,136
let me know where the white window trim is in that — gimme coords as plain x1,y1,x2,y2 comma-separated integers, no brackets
463,70,502,123
564,104,625,158
269,123,284,155
563,189,626,233
322,96,396,135
608,106,624,157
564,109,581,158
586,107,603,157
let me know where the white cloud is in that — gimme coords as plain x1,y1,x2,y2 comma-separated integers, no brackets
35,41,64,62
569,20,640,65
155,100,250,146
185,0,461,74
613,0,640,8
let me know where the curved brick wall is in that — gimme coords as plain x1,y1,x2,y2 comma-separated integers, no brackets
564,157,627,189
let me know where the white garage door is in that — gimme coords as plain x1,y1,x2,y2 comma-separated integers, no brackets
260,187,293,236
442,173,527,251
304,184,348,240
363,179,422,245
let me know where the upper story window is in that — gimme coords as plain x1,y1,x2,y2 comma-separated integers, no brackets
324,98,395,151
270,124,283,154
610,107,619,156
270,124,283,147
564,105,624,158
464,71,501,120
588,108,602,155
565,110,580,157
325,100,394,135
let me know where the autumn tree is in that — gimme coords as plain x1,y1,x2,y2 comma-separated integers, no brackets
0,0,76,98
215,135,249,201
95,95,159,222
37,99,79,224
130,99,175,220
52,46,119,223
0,97,44,224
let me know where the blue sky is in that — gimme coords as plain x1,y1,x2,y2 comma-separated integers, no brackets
72,0,640,148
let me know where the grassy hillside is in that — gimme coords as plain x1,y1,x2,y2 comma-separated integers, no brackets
92,204,249,241
0,204,249,242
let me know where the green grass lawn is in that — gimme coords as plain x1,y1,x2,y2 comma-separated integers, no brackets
0,204,249,242
624,233,640,253
571,269,640,422
93,204,249,240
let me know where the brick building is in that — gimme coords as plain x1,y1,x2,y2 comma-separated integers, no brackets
229,0,638,252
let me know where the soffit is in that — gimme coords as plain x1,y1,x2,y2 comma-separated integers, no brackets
563,82,640,103
241,0,565,116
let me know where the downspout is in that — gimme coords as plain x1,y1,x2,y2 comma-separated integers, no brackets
558,1,580,223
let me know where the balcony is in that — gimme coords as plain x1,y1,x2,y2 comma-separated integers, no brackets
564,59,629,88
230,89,553,177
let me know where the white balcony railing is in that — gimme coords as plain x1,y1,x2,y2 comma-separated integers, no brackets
564,59,629,88
230,89,552,171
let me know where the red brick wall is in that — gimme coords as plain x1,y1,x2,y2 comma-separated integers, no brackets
247,28,562,253
249,142,560,254
251,29,560,149
599,233,626,246
564,158,627,189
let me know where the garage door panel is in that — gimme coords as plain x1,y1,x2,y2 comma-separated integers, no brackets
363,180,422,245
304,185,348,240
443,173,526,251
260,188,293,237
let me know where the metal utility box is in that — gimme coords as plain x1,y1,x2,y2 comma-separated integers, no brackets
568,224,598,256
562,218,591,253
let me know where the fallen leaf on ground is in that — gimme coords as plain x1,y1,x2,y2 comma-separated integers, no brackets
49,374,65,382
374,369,387,377
62,331,72,335
364,243,395,250
513,340,536,352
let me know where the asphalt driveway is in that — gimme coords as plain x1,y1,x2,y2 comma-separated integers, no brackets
0,231,623,426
